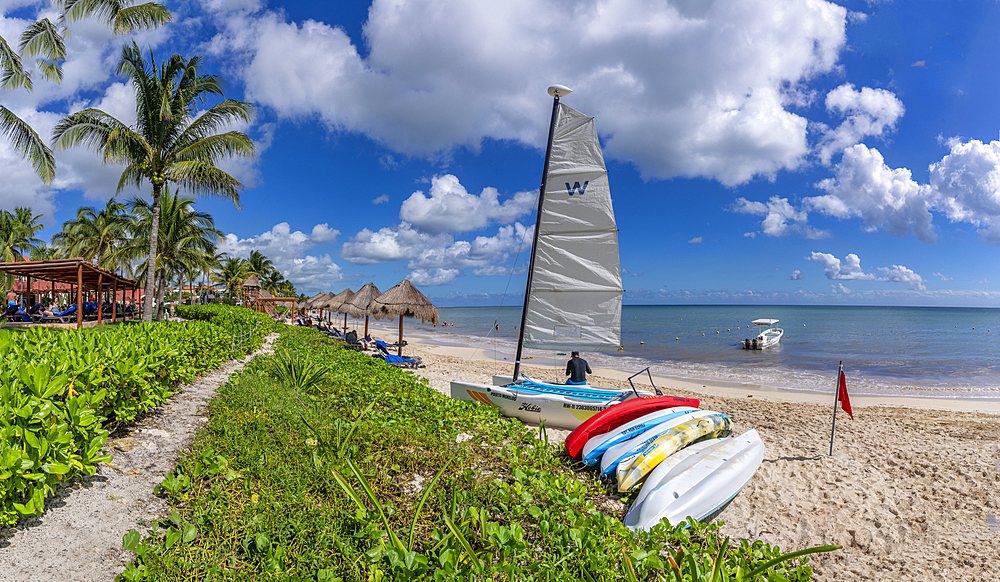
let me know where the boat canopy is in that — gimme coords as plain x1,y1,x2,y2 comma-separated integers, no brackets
751,319,778,326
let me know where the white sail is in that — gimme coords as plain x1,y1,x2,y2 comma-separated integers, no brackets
522,103,622,352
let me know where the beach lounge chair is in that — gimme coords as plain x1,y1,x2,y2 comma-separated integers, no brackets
372,340,422,367
373,352,423,369
38,304,77,323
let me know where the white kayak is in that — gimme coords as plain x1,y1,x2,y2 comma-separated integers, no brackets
598,409,717,478
450,377,648,429
623,429,766,531
581,406,700,467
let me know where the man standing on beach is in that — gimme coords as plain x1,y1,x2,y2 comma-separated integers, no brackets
6,288,17,309
565,351,592,385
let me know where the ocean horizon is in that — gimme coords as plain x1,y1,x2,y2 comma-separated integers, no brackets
386,304,1000,400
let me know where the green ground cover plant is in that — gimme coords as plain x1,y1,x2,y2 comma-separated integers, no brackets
0,306,272,526
120,325,836,581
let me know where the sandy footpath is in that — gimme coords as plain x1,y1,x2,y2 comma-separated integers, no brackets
391,326,1000,582
0,333,278,582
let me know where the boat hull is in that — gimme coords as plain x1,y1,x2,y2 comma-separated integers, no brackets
623,429,766,530
740,328,783,350
599,409,716,477
564,395,701,460
616,414,733,492
451,380,639,429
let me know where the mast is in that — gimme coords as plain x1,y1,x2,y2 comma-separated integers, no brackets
512,85,570,382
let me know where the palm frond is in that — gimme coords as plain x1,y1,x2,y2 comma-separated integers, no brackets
0,35,31,91
18,19,66,62
175,132,256,164
168,161,243,209
52,109,147,165
116,163,146,194
175,99,255,145
1,105,56,184
61,0,173,34
35,59,64,84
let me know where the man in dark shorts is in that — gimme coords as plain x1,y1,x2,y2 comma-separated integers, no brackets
565,351,592,385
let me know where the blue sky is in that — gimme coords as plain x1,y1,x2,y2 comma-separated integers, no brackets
4,0,1000,306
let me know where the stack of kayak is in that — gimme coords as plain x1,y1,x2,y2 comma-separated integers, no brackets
565,396,766,531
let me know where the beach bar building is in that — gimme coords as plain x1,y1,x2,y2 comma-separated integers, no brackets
0,258,141,329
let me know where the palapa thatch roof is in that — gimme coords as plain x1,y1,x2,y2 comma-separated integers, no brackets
339,282,381,317
303,291,327,308
370,280,439,325
242,274,261,288
311,291,338,309
321,288,354,311
259,288,273,298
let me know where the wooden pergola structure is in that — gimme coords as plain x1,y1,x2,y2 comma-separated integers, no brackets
251,287,297,319
0,258,140,329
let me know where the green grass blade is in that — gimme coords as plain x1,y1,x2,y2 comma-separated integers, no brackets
407,456,454,551
443,514,483,574
346,458,405,551
710,537,729,582
748,544,841,578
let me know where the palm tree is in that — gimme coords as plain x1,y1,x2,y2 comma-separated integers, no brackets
212,256,248,304
246,249,274,277
1,1,171,183
52,42,255,322
30,244,59,261
261,269,284,295
0,207,43,292
119,188,221,320
51,199,129,269
0,207,43,262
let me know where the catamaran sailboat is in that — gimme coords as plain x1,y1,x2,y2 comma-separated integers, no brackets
450,85,679,429
740,319,783,350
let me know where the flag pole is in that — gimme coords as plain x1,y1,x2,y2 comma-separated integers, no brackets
829,360,843,456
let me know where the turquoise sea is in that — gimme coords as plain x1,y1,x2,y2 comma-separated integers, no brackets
403,305,1000,399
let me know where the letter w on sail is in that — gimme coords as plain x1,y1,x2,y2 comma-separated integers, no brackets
565,181,589,195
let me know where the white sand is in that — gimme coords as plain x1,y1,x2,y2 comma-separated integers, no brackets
366,321,1000,582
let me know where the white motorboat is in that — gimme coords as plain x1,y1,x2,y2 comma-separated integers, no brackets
740,319,783,350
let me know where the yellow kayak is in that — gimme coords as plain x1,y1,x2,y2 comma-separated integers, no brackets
616,414,732,492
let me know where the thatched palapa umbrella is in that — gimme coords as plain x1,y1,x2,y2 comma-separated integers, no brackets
309,291,335,321
339,282,381,338
370,280,439,356
323,288,355,333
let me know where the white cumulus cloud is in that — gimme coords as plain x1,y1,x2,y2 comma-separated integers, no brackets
409,268,460,286
810,144,936,242
808,252,875,280
398,174,535,234
877,265,925,290
929,138,1000,243
218,222,342,290
206,0,851,186
817,83,904,164
732,196,830,239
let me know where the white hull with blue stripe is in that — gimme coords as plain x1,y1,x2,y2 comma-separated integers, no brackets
450,377,649,429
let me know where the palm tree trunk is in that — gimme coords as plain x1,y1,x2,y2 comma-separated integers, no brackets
142,185,162,322
155,269,167,321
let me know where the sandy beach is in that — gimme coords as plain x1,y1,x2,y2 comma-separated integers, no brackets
363,321,1000,581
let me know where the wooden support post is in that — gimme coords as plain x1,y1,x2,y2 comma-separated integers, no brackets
112,280,117,322
97,273,103,325
398,316,404,357
76,264,83,329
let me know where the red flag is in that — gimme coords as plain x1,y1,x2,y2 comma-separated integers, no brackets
838,371,853,419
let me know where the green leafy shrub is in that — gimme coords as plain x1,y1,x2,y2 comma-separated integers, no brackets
0,308,272,526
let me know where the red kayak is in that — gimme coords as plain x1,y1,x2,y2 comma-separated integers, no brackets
564,395,701,459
